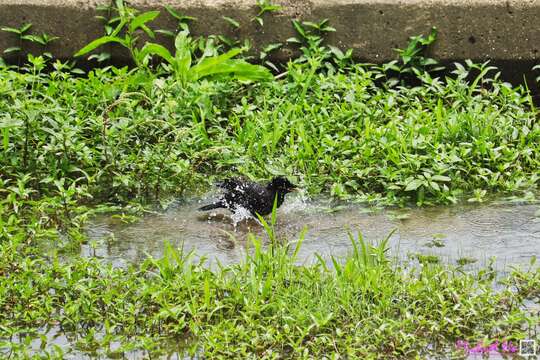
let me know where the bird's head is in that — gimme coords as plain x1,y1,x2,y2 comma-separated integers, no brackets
268,176,297,193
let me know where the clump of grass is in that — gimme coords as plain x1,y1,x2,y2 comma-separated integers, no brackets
0,231,538,358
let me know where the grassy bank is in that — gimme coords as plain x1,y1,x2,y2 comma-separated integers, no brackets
1,58,538,211
1,234,539,358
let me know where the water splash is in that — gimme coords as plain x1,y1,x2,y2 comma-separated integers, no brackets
230,206,254,228
280,192,310,213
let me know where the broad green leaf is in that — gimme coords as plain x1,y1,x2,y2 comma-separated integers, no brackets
174,31,192,79
140,24,155,39
423,27,438,45
190,48,243,80
165,5,182,20
328,45,344,58
70,68,86,75
115,0,125,16
1,27,21,34
165,5,196,22
405,179,423,191
430,181,440,192
0,117,23,128
262,43,282,53
21,34,46,45
3,47,21,54
20,23,32,33
292,20,305,37
431,175,451,182
302,21,319,29
139,43,174,64
156,29,175,37
222,16,240,29
110,19,127,37
88,52,111,62
74,36,125,57
129,11,160,34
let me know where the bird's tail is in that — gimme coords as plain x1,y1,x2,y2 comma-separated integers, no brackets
198,201,224,211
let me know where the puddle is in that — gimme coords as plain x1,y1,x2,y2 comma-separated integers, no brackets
9,196,539,359
7,326,193,359
84,195,540,270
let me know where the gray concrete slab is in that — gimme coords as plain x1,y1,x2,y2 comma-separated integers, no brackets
0,0,539,66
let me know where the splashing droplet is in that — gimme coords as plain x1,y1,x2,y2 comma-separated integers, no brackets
230,206,254,229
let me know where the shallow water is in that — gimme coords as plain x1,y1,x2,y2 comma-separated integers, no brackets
11,196,540,359
84,195,540,270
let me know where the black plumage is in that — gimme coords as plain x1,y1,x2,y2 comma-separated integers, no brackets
199,176,296,216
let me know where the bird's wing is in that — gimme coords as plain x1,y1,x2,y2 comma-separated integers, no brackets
216,178,245,191
216,178,251,206
235,182,270,213
217,178,267,211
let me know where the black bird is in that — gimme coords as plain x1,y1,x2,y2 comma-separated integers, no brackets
199,176,297,216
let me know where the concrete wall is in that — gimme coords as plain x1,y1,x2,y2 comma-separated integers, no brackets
1,0,539,86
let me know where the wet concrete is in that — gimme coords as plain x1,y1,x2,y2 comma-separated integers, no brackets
2,1,540,95
84,195,540,270
2,1,540,70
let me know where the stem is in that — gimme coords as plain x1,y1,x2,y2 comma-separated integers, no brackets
23,115,28,169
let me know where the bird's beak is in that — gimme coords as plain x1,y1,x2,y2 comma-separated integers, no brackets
288,187,298,192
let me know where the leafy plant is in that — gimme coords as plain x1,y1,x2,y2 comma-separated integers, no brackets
1,23,32,54
288,18,336,55
163,5,196,33
21,32,59,46
74,0,160,67
380,27,444,86
253,0,282,26
0,226,538,357
395,27,438,70
153,5,197,39
75,2,271,84
287,19,352,72
260,42,283,72
2,23,59,54
137,31,273,84
88,52,111,63
222,16,241,29
1,22,539,357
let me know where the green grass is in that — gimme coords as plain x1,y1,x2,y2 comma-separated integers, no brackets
0,58,538,213
1,14,539,357
1,233,539,358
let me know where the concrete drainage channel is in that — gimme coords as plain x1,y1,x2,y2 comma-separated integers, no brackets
1,0,539,89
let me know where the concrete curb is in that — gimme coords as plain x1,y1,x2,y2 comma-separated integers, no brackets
1,0,539,84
